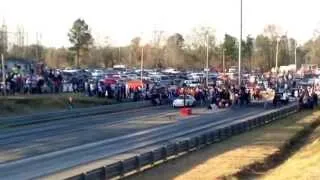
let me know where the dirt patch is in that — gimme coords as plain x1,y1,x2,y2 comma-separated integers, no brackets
261,124,320,180
233,111,320,179
126,110,320,180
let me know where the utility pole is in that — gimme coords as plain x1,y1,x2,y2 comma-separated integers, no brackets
275,37,280,72
36,32,39,60
275,37,280,89
39,33,42,60
294,40,297,71
118,46,121,64
223,48,225,75
206,33,209,87
238,0,243,86
25,32,28,58
21,26,25,58
140,46,144,82
1,54,5,96
1,27,5,96
1,22,7,96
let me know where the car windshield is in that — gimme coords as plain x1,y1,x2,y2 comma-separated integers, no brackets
177,95,188,99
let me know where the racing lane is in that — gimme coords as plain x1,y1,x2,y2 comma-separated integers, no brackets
0,106,267,179
0,105,176,163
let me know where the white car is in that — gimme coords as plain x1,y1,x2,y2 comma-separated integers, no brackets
127,74,138,80
91,70,104,77
173,95,196,108
184,80,201,87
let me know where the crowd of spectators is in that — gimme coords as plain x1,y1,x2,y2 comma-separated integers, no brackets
1,64,320,110
0,65,63,95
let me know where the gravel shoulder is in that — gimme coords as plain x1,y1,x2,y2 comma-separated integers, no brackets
0,94,115,116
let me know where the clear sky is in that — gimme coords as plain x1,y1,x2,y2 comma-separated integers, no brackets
1,0,319,47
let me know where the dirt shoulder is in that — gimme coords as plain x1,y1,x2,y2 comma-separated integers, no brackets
262,124,320,180
126,109,320,180
0,94,114,116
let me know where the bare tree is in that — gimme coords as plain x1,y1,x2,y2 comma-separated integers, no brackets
185,26,216,69
151,30,165,68
165,33,185,68
129,37,141,67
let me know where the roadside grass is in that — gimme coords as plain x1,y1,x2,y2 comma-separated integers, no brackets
126,109,320,180
261,125,320,180
0,94,115,116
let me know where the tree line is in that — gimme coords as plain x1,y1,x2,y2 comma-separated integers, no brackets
1,18,319,71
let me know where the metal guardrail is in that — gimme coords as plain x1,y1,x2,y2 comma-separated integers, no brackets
64,104,298,180
0,101,152,127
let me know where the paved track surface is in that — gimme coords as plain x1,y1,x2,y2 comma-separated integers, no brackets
0,106,266,179
0,106,176,163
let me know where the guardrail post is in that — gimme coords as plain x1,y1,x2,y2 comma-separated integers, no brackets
119,161,125,178
237,123,242,134
210,132,215,143
227,127,232,137
135,155,141,171
242,122,246,132
244,121,249,131
256,118,261,127
186,139,191,151
252,118,256,128
208,133,213,144
255,117,260,127
267,113,272,123
80,173,86,180
261,117,265,125
256,117,261,126
174,142,179,156
278,110,283,119
240,123,245,133
263,115,268,124
212,131,218,142
266,114,271,123
219,128,225,140
271,112,276,121
203,134,208,145
260,117,266,125
216,130,221,142
230,125,235,135
240,122,245,133
202,134,207,145
255,118,260,127
195,136,200,149
150,151,155,165
178,142,184,155
223,127,228,138
162,146,168,160
247,120,252,130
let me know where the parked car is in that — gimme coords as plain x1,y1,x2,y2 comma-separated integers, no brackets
172,95,196,108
